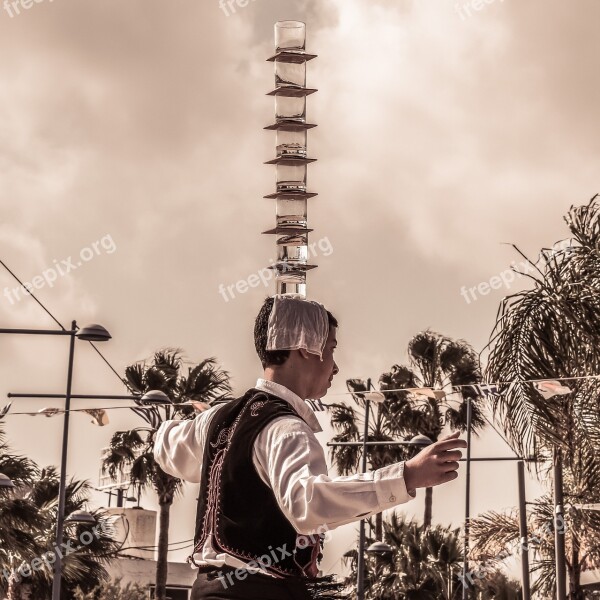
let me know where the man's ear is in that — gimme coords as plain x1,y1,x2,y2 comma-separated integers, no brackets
297,348,311,360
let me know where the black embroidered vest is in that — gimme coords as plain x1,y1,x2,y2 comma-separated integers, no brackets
191,388,322,578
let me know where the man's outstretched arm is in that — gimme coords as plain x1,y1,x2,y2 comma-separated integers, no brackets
255,420,467,536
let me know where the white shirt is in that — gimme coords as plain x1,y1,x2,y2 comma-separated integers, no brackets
153,378,416,573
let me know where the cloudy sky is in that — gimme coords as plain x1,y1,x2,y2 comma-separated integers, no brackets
1,0,599,579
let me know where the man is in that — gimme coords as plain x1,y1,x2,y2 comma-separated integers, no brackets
154,295,467,600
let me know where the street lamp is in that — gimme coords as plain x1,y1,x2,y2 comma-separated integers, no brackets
7,387,172,508
366,541,394,557
0,320,111,600
140,390,171,405
365,541,395,578
338,378,434,600
410,434,434,446
329,434,538,600
65,510,96,525
355,378,373,600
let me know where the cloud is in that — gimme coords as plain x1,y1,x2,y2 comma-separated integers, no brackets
0,0,599,563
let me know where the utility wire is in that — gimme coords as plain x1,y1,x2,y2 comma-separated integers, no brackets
2,372,596,417
0,258,132,392
0,259,65,330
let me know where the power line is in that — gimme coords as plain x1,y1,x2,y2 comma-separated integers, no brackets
325,373,600,396
1,372,594,418
0,258,133,393
0,259,65,330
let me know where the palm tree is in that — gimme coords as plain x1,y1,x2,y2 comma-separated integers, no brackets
102,350,232,600
342,512,522,599
483,195,600,598
329,333,484,534
74,577,148,600
470,492,600,599
379,332,485,527
0,428,119,600
0,425,46,600
342,513,464,599
17,468,120,600
0,426,45,578
473,569,522,599
329,379,413,541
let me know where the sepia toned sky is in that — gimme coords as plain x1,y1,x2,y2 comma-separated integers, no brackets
1,0,599,577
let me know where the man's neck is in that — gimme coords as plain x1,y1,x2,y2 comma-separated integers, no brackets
262,368,308,401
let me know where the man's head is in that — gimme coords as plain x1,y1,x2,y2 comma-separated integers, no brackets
254,296,339,399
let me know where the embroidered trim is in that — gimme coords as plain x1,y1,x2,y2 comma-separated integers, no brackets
212,395,298,576
249,399,268,416
193,391,321,578
193,447,225,555
194,392,268,559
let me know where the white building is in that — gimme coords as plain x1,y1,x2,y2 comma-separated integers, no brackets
103,507,195,600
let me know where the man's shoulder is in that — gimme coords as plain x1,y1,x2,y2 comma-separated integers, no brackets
204,389,294,428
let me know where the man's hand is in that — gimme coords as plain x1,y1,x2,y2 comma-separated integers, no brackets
403,431,467,491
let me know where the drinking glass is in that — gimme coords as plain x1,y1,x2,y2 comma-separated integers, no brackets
275,96,306,124
276,163,307,193
275,21,306,53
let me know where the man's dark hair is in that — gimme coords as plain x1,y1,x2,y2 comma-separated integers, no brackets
254,296,338,369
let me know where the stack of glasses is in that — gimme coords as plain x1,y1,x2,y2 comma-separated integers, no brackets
263,20,318,297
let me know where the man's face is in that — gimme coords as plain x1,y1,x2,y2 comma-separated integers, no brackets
310,326,338,398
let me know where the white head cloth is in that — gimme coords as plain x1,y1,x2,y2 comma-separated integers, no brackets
265,294,329,361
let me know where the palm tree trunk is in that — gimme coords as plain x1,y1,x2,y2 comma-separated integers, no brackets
155,499,172,600
568,534,584,600
424,487,433,528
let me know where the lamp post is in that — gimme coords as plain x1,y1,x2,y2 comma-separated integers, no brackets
329,436,537,600
0,320,111,600
554,448,567,600
8,391,171,405
8,389,171,516
463,396,473,600
353,433,434,600
331,380,434,600
517,460,532,600
355,379,372,600
336,434,435,600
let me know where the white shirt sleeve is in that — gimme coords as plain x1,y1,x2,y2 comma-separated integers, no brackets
153,410,213,483
253,417,416,536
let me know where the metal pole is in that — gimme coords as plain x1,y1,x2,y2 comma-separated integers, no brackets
517,460,531,600
8,393,141,400
356,379,371,600
554,447,567,600
0,328,71,336
462,396,472,600
51,321,77,600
